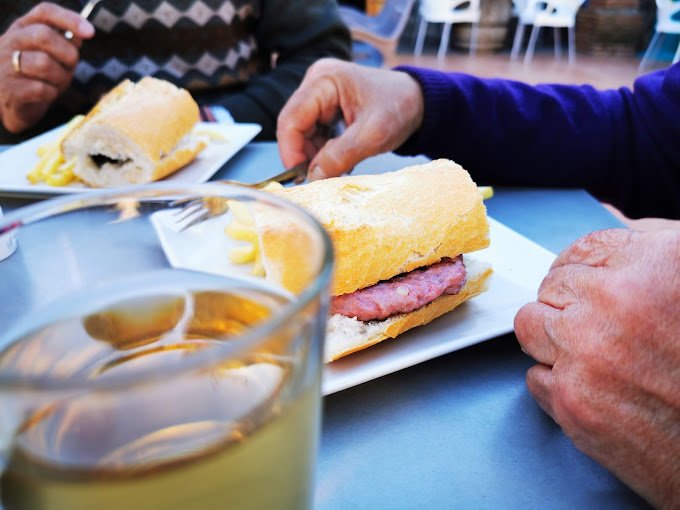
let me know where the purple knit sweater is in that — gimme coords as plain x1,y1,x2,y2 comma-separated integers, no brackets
395,63,680,220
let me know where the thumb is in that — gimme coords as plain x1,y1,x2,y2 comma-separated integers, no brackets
308,122,375,180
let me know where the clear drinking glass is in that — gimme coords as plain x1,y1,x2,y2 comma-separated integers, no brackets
0,184,333,510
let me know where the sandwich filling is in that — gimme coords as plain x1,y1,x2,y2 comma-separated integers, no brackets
330,256,467,321
90,154,131,169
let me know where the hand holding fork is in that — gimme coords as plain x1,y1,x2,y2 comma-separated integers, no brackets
1,3,95,133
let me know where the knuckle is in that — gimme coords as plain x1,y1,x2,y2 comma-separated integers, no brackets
537,267,564,300
24,81,52,101
550,377,581,431
63,46,79,69
32,2,53,19
276,113,295,133
513,304,533,341
592,271,635,315
306,58,345,81
34,52,52,74
552,370,603,435
29,25,53,48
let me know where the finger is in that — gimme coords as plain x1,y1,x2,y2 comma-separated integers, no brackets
15,50,71,89
514,302,562,366
537,264,600,309
526,364,557,420
277,78,337,171
15,25,80,70
551,228,632,271
14,79,59,104
16,2,95,39
307,121,379,180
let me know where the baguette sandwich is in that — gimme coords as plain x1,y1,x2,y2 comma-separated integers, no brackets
258,159,493,362
62,77,206,187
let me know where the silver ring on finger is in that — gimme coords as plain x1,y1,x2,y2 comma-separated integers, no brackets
11,50,22,74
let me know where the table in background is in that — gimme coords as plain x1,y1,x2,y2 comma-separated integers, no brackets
0,143,649,509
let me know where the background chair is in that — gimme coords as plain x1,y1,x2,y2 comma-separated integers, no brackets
638,0,680,71
414,0,482,59
339,0,417,66
510,0,586,65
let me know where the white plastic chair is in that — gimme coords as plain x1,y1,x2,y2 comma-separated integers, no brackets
510,0,586,65
414,0,482,60
339,0,417,66
638,0,680,71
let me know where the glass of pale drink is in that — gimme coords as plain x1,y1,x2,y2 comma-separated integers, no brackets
0,184,333,510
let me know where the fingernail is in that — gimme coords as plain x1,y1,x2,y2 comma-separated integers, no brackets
309,165,328,181
80,20,95,37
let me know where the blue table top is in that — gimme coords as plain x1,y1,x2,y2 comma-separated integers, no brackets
0,143,648,509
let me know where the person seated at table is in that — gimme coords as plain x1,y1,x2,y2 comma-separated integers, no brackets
0,0,351,144
276,59,680,509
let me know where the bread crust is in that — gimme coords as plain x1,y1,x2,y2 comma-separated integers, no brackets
255,202,325,296
267,159,490,295
325,261,492,362
62,77,203,187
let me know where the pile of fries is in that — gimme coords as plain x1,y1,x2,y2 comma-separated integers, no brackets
225,200,265,276
26,115,83,187
223,183,284,276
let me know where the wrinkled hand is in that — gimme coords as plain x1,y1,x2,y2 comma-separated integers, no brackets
0,2,94,134
515,228,680,508
277,59,424,181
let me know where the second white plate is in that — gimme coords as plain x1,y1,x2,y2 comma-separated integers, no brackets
0,121,261,197
150,211,555,396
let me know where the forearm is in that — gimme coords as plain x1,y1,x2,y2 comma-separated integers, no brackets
396,66,680,219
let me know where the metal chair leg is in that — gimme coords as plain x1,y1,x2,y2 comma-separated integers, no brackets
469,22,480,56
438,22,452,60
554,27,562,60
524,24,540,65
567,25,575,65
511,22,526,61
638,31,660,72
415,18,427,56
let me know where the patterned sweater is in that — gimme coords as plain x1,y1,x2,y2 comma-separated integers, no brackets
0,0,351,142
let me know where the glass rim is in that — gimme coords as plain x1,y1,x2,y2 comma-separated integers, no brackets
0,182,334,392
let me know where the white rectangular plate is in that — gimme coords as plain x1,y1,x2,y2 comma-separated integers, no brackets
323,218,555,395
150,211,555,396
0,121,261,196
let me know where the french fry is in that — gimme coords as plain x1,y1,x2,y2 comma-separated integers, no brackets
27,116,83,187
227,201,254,225
229,244,257,264
193,128,228,143
251,256,265,277
45,160,76,186
478,186,494,200
224,201,268,276
225,222,258,244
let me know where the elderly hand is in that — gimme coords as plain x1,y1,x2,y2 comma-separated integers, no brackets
0,2,95,134
277,58,424,181
514,228,680,508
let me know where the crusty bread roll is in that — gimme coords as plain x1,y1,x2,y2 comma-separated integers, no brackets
257,159,493,362
62,77,205,187
264,159,490,295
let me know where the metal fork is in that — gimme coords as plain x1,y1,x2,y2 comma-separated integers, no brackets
64,0,103,40
172,161,308,231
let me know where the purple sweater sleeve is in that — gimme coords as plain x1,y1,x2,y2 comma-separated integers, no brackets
394,63,680,219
